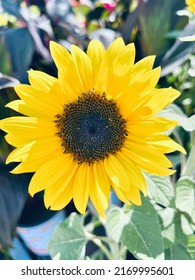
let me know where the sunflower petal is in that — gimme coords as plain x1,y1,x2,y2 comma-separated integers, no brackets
73,164,90,214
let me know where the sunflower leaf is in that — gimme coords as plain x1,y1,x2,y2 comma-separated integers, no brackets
165,243,192,260
47,213,87,260
175,176,195,218
186,234,195,260
106,207,129,243
145,174,174,207
158,208,187,249
121,196,164,260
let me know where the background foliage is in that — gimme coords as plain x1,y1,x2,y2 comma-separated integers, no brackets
0,0,195,260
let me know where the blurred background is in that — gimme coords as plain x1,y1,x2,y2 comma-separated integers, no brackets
0,0,195,260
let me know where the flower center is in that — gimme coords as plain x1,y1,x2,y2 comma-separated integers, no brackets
55,91,127,164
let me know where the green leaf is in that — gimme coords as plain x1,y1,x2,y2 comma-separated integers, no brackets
158,104,195,132
165,243,192,260
0,165,28,247
138,0,171,57
145,174,174,207
176,176,195,217
186,234,195,260
158,209,187,249
0,38,12,75
3,27,35,81
48,213,87,260
161,22,195,77
106,207,129,242
181,214,195,235
121,196,164,260
139,0,182,56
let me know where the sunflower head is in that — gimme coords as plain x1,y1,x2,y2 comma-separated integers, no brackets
0,38,186,217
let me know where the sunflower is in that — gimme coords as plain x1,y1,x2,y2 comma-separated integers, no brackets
0,38,185,217
186,0,195,12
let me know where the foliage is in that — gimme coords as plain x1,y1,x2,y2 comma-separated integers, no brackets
0,0,195,260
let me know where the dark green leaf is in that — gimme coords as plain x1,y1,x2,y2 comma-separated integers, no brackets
0,38,12,75
161,22,195,77
2,0,21,18
165,243,192,260
138,0,171,56
3,28,35,81
0,165,28,247
121,196,164,260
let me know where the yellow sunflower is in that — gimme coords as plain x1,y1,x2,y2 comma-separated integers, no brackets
186,0,195,12
0,38,185,217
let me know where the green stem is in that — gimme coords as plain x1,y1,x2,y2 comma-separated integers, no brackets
85,230,114,260
182,131,195,178
90,236,114,260
118,244,127,260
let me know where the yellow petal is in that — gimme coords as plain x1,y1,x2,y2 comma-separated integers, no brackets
87,39,105,81
29,154,73,196
14,84,63,117
117,152,147,196
149,134,186,154
89,162,110,218
124,141,173,168
50,45,86,100
5,133,31,147
129,88,180,119
126,117,178,136
121,147,175,176
28,69,57,92
95,161,111,202
73,163,90,214
111,185,131,205
104,154,130,193
8,137,64,173
130,55,156,74
125,184,142,205
96,38,125,94
44,160,77,208
49,41,72,76
71,45,94,92
0,117,57,138
105,43,135,98
49,182,73,210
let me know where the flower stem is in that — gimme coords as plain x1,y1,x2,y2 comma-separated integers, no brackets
90,235,114,260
